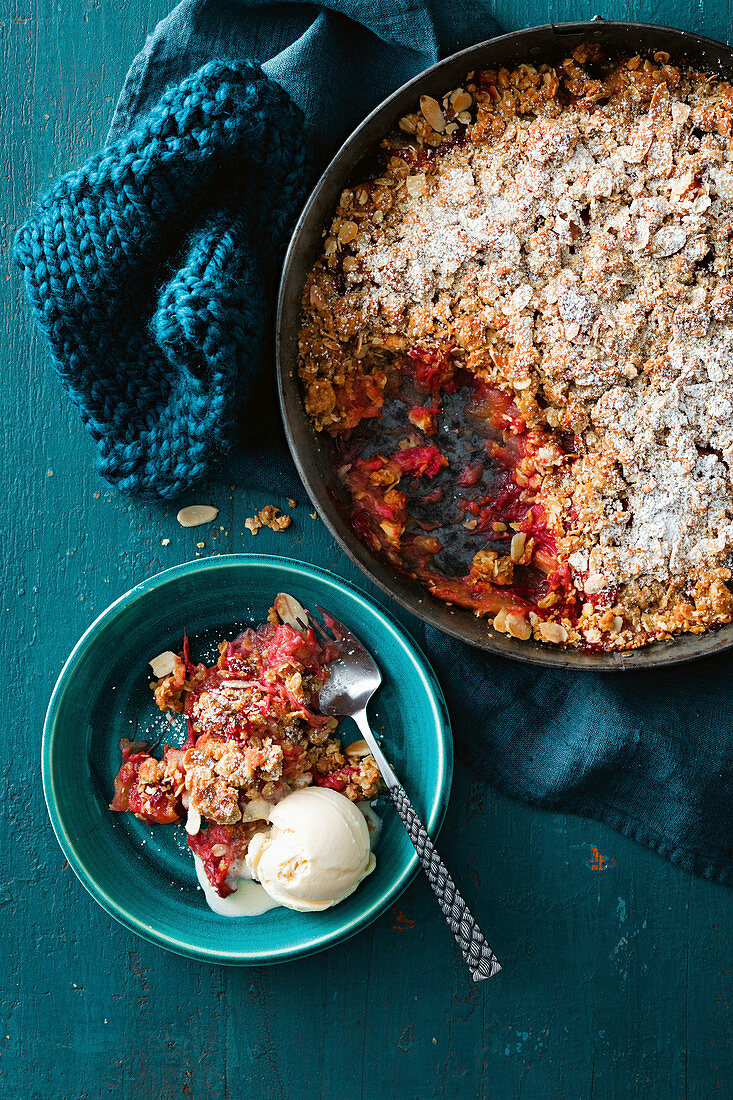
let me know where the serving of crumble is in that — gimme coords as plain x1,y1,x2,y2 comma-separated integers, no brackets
298,46,733,651
110,596,382,898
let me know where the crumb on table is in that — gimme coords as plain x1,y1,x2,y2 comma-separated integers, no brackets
245,505,293,535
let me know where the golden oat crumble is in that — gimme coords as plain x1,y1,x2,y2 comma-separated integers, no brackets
245,504,292,535
298,46,733,651
117,610,383,833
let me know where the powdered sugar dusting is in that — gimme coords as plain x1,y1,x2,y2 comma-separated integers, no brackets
352,81,733,588
299,51,733,647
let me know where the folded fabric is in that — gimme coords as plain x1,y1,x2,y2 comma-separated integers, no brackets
17,0,732,885
15,59,308,498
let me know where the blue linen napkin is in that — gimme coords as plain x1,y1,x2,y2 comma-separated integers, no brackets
16,0,732,884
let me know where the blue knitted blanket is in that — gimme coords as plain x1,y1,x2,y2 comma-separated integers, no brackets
16,0,733,885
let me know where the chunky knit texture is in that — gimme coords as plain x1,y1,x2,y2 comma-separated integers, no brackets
14,60,309,499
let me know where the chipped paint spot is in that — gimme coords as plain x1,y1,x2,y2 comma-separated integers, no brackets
588,846,615,870
392,908,415,930
617,897,627,922
398,1026,414,1053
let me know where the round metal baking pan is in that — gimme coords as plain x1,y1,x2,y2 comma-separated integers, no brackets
277,19,733,670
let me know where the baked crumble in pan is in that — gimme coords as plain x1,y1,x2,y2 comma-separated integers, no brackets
298,45,733,651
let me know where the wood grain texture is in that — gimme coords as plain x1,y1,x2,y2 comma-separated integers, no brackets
2,1,731,1097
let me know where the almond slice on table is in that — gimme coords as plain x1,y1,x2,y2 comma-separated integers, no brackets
176,504,219,528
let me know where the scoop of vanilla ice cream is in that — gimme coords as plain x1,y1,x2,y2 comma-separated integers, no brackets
245,787,376,912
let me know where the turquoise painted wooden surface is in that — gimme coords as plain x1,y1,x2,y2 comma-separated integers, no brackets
2,2,731,1097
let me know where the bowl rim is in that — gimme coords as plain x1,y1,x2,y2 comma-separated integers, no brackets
276,18,733,672
42,554,453,965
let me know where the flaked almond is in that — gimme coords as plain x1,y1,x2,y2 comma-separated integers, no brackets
510,284,532,311
210,844,227,858
538,621,568,644
398,115,417,134
241,798,272,823
149,650,178,679
309,284,327,309
406,174,426,197
632,220,650,252
671,100,691,127
510,532,527,563
186,804,201,836
274,592,309,630
619,129,653,163
420,95,446,132
338,221,358,244
584,573,607,595
492,607,508,633
176,504,219,528
344,738,371,758
505,611,532,641
451,91,473,112
652,225,687,258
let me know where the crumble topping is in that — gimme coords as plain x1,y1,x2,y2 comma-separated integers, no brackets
298,46,733,649
110,603,384,896
245,504,293,535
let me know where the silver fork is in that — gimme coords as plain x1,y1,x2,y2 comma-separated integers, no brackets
301,606,502,983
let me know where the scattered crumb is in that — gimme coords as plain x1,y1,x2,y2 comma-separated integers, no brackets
245,505,293,535
288,498,297,509
161,538,170,546
310,511,318,520
93,492,100,499
196,541,205,549
47,469,53,477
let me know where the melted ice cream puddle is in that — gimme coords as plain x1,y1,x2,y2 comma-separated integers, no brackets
193,855,279,916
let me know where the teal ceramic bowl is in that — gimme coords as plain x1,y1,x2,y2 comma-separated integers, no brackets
43,555,452,965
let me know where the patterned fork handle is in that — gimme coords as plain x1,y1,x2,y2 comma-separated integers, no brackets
389,782,502,982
